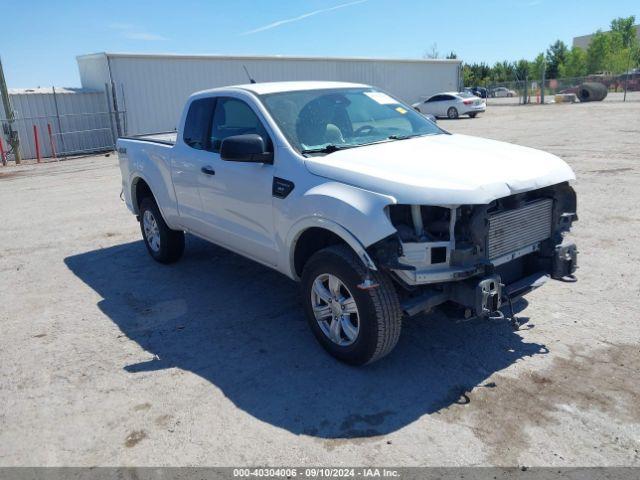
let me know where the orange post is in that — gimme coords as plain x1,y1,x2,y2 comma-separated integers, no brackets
47,123,57,160
0,137,5,166
33,125,41,163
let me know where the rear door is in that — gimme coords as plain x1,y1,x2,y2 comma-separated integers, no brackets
440,94,458,115
171,97,216,233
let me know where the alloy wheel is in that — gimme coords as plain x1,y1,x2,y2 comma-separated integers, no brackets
310,273,360,346
143,210,161,252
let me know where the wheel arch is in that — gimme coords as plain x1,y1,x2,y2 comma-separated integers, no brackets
284,181,397,280
129,174,174,228
287,219,378,280
131,176,154,215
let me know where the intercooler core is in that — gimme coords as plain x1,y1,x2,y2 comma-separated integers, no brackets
487,199,553,260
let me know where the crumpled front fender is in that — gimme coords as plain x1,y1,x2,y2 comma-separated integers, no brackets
282,181,398,279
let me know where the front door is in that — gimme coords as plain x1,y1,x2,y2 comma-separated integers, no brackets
197,96,278,266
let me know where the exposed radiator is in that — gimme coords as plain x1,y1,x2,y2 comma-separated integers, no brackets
487,199,553,260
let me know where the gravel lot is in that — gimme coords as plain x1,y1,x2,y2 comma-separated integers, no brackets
1,99,639,467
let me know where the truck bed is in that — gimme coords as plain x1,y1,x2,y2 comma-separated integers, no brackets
120,131,177,146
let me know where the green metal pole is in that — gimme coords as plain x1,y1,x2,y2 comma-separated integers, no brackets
0,57,20,164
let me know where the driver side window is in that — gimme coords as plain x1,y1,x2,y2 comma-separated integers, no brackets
209,97,272,153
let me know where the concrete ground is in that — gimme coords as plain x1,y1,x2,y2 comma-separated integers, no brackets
1,99,639,467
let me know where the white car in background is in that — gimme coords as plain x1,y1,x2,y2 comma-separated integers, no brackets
490,86,517,98
412,92,486,119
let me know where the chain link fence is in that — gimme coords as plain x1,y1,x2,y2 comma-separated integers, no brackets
1,87,125,165
478,72,640,106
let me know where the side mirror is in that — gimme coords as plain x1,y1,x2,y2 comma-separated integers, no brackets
424,114,437,123
220,134,273,164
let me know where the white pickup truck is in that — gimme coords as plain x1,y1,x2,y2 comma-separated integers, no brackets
117,81,578,365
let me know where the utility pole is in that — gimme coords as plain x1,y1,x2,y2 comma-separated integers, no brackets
623,47,632,102
0,57,20,164
541,61,546,105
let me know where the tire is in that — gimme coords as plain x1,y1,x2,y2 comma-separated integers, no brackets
447,107,459,119
300,245,402,365
577,82,608,102
139,196,185,264
469,112,478,118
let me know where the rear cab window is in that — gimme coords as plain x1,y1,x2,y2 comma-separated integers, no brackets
183,98,216,150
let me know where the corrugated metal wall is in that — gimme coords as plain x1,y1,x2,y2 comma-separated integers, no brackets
78,53,461,135
2,88,115,160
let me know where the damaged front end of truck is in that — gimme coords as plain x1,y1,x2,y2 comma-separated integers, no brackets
367,182,578,327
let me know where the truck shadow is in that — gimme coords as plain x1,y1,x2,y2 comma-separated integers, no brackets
64,236,546,439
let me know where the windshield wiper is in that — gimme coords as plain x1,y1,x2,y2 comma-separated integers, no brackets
387,133,426,141
302,135,430,154
301,144,355,155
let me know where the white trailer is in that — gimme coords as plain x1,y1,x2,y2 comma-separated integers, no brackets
77,52,461,135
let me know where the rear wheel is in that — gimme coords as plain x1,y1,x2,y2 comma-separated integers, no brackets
139,197,184,264
301,245,402,365
447,107,459,119
469,112,478,118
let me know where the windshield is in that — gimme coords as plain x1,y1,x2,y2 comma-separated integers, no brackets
260,87,443,154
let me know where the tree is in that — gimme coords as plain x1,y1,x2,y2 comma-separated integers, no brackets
514,59,530,80
586,30,611,73
491,61,515,83
559,47,588,77
462,62,491,86
608,16,639,76
530,53,546,80
446,51,458,59
610,16,637,48
456,15,639,85
424,43,439,59
545,40,569,78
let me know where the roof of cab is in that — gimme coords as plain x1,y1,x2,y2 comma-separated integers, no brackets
192,80,370,97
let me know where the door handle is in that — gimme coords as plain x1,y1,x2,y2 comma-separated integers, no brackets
201,166,216,175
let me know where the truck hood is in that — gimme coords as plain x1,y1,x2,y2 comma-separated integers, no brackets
304,133,575,205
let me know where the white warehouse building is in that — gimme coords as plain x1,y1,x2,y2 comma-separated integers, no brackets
76,52,462,135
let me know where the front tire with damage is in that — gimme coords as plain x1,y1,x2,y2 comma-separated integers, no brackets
301,245,402,365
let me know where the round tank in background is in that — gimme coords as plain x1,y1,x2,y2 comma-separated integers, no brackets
577,82,608,102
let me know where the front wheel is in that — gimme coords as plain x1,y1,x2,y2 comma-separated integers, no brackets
301,245,402,365
447,107,459,119
139,197,185,264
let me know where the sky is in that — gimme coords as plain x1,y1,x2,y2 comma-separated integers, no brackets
2,0,639,87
